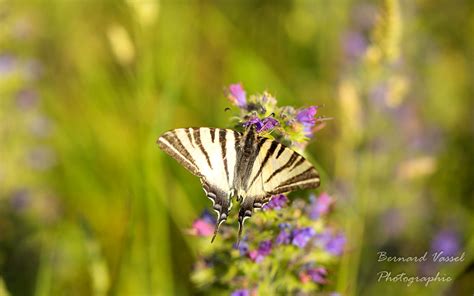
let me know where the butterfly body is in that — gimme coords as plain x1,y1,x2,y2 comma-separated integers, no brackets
157,126,320,242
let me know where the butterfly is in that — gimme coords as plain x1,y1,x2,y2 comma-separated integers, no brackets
157,125,320,243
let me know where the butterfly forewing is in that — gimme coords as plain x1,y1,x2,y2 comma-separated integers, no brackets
158,128,238,189
157,128,241,241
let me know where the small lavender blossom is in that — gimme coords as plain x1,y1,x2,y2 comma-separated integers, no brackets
200,210,216,225
244,116,279,133
296,106,318,126
431,229,460,257
296,106,319,137
325,233,346,256
276,229,291,245
342,31,367,59
10,189,30,211
243,116,262,129
249,240,272,262
263,194,288,211
259,117,279,132
308,193,333,219
228,83,247,108
231,289,250,296
234,237,249,255
291,227,316,248
257,240,272,254
306,267,328,284
16,88,38,110
0,54,16,75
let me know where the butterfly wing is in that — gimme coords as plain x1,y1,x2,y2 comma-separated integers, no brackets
236,136,320,241
157,127,240,241
246,137,320,200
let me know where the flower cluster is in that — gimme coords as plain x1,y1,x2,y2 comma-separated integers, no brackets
190,192,345,294
227,83,327,151
189,84,342,295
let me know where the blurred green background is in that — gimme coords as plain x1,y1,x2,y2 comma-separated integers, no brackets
1,0,473,295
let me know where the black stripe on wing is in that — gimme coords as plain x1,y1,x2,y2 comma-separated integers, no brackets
219,129,230,184
247,139,279,189
194,128,213,169
265,152,299,183
270,166,320,194
157,130,200,176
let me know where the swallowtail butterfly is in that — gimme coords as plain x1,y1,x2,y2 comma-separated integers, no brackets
157,125,320,243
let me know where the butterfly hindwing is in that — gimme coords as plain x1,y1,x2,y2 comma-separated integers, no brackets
236,136,320,239
245,136,320,199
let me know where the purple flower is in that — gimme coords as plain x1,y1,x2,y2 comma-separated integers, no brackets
342,31,367,59
16,89,38,110
325,233,346,256
244,116,279,133
257,240,273,255
200,210,216,225
228,83,247,108
431,229,460,257
10,189,30,211
307,267,328,284
263,194,288,210
0,54,16,75
234,237,249,255
291,227,316,248
249,240,272,262
243,116,262,128
308,193,333,219
296,106,318,126
231,289,250,296
259,117,279,132
296,106,319,137
314,230,346,256
276,229,291,245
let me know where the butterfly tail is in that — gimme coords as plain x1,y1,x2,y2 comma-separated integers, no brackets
201,180,232,243
211,226,218,243
236,199,254,245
